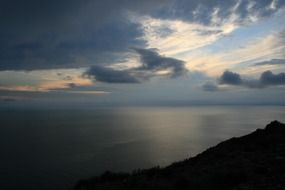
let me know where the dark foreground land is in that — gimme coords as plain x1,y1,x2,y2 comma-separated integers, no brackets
74,121,285,190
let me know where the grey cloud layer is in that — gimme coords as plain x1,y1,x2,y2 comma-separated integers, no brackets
0,0,166,71
85,48,187,83
0,17,145,71
0,0,284,71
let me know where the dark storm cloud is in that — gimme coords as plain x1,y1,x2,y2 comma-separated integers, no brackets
85,65,139,84
0,0,284,71
0,19,145,71
0,0,169,71
254,59,285,66
218,70,285,88
0,0,167,32
133,48,187,78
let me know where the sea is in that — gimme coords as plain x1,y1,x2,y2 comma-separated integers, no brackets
0,106,285,190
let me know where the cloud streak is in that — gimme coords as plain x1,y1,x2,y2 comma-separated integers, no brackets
254,59,285,66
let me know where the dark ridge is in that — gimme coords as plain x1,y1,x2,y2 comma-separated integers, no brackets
74,121,285,190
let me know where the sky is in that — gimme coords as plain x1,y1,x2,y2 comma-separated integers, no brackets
1,0,285,107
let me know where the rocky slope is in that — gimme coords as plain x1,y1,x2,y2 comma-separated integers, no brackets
74,121,285,190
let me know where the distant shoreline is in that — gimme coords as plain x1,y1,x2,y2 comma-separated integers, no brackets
1,104,285,111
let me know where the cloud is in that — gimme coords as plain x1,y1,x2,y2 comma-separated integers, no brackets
84,65,139,83
254,59,285,66
0,69,93,92
62,90,110,95
202,82,219,91
0,19,145,71
133,48,187,78
0,0,284,71
0,0,171,71
84,48,187,83
217,70,285,88
219,70,243,85
185,28,285,76
153,0,285,25
260,70,285,85
135,16,239,57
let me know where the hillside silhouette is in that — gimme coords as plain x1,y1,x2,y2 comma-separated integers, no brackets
75,121,285,190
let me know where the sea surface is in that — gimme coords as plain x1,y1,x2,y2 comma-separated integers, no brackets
1,106,285,190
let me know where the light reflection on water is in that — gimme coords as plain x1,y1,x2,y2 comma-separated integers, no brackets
0,106,285,190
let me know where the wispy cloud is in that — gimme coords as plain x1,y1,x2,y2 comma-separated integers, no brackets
0,69,93,92
253,59,285,66
185,28,285,76
134,16,238,57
